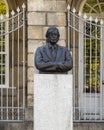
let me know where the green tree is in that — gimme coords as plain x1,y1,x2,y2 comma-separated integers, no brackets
0,1,6,14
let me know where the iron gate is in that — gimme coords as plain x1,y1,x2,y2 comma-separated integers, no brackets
0,4,26,121
67,5,104,122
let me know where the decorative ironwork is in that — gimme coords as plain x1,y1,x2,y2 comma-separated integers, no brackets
0,4,26,122
0,108,24,121
68,4,104,122
0,12,24,37
99,0,104,2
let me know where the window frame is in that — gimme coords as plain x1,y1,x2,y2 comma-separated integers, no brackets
0,0,9,88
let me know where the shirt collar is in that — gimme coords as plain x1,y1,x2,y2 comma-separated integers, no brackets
48,42,58,49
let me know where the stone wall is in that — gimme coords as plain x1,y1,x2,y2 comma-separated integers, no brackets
74,123,104,130
26,1,104,130
27,0,67,106
0,107,33,130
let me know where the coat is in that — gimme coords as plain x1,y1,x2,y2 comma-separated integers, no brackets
35,43,73,74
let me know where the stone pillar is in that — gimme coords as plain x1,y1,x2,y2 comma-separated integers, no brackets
27,0,67,106
34,74,73,130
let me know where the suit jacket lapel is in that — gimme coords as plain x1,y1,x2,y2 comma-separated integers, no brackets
45,44,52,59
55,46,62,61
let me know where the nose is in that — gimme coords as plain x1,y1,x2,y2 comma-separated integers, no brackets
52,33,57,38
53,35,57,38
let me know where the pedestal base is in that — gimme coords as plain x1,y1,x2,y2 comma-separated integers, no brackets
34,74,73,130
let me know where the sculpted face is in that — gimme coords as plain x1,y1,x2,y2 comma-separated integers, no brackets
46,27,60,45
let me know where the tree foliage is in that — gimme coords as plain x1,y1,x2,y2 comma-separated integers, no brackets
0,1,6,14
84,23,100,93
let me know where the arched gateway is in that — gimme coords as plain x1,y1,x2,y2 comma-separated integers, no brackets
69,0,104,122
0,0,26,121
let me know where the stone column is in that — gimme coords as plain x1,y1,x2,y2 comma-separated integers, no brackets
27,0,67,106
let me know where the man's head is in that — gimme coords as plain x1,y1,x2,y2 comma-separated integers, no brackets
46,27,60,45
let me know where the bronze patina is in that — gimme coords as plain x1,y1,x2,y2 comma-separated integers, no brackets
35,27,73,74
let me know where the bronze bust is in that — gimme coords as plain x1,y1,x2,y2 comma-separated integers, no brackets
35,27,73,74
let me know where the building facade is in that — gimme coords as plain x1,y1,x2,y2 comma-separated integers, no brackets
0,0,104,129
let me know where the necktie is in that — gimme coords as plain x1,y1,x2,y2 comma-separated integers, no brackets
51,46,56,59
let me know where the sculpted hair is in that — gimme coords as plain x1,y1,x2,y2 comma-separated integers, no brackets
46,27,60,38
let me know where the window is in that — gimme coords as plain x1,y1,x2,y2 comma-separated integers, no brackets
81,0,104,94
0,2,26,121
83,21,100,93
0,0,9,87
69,0,104,121
83,0,104,13
77,0,104,121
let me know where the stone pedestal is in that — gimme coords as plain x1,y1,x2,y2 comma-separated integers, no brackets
34,74,73,130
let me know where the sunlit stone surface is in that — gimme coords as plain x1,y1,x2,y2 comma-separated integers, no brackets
34,74,73,130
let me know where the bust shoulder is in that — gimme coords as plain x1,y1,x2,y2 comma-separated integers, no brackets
37,44,47,51
57,45,68,51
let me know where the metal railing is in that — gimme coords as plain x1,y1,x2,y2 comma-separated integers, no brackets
0,4,26,121
67,5,104,122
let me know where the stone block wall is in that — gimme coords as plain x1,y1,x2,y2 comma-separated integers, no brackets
26,1,104,130
0,107,33,130
27,0,67,106
74,123,104,130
